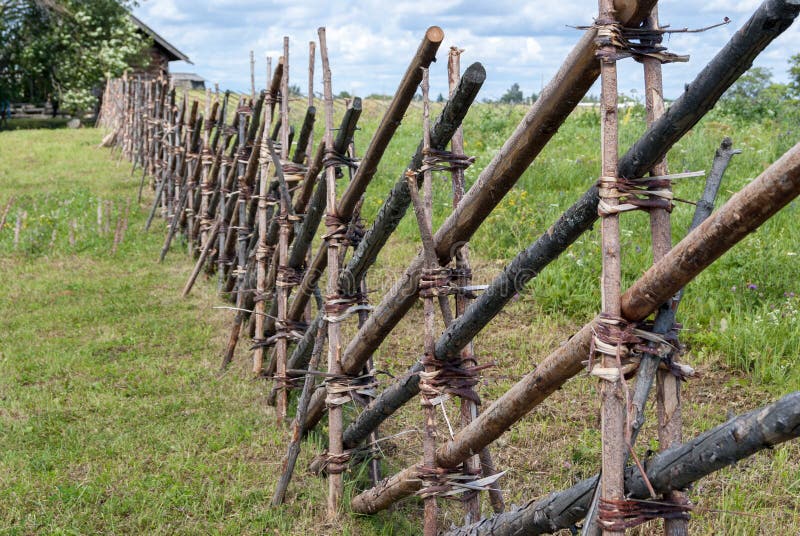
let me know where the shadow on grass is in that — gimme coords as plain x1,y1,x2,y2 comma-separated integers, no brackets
0,117,95,131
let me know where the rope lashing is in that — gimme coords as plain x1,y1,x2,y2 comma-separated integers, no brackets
418,267,484,299
323,213,348,242
597,175,674,217
250,319,309,350
420,148,476,174
323,292,372,323
598,497,692,531
276,265,305,287
592,18,690,64
280,161,308,183
416,465,506,500
418,355,494,406
323,148,360,171
589,313,689,382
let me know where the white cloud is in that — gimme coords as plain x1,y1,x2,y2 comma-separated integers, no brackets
133,0,800,99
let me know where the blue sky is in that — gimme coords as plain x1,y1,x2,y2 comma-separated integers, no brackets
133,0,800,100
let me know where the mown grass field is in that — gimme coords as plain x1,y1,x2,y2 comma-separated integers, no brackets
0,96,798,535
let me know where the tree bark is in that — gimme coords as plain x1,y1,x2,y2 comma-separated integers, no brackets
334,0,661,412
284,26,446,321
443,391,800,536
309,0,800,437
350,139,800,512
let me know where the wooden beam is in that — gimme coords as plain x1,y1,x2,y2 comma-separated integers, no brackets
443,391,800,535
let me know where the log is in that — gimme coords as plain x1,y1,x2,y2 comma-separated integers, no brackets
581,137,739,535
283,26,446,322
595,0,625,530
444,391,800,536
292,106,316,164
285,62,485,376
350,139,800,513
319,0,800,439
333,0,661,408
339,61,486,296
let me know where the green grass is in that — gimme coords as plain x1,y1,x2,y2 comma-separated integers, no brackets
0,99,798,534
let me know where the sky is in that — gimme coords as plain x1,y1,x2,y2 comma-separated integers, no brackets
133,0,800,101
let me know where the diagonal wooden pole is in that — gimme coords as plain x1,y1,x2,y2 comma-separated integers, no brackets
350,139,800,514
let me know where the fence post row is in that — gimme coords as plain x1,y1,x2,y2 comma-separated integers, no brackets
100,1,800,531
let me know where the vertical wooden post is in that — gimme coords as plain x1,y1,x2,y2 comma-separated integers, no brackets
596,1,625,534
318,27,344,518
305,41,317,325
408,67,440,536
253,59,274,376
250,50,256,102
275,36,292,422
448,46,480,524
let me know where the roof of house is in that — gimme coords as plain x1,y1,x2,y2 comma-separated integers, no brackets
130,14,192,64
170,73,205,82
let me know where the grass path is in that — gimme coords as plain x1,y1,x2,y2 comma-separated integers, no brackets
1,127,798,534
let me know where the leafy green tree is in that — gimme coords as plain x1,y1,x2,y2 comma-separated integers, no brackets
789,53,800,98
0,0,147,113
499,82,524,104
720,67,789,120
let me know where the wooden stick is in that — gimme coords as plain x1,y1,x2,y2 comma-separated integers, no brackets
318,27,344,518
447,46,498,522
0,196,14,233
182,220,221,297
253,61,275,376
306,40,316,162
350,139,800,513
595,0,625,533
272,319,328,505
274,35,292,422
407,67,439,536
302,0,800,438
444,391,800,536
250,50,256,102
639,9,688,536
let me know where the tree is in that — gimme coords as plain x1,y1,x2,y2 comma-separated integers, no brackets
0,0,147,113
720,66,788,120
499,83,524,104
789,53,800,98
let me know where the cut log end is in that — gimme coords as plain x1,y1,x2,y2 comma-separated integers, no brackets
462,62,487,85
426,26,445,43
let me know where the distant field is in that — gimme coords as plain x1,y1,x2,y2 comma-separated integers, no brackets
0,100,797,534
